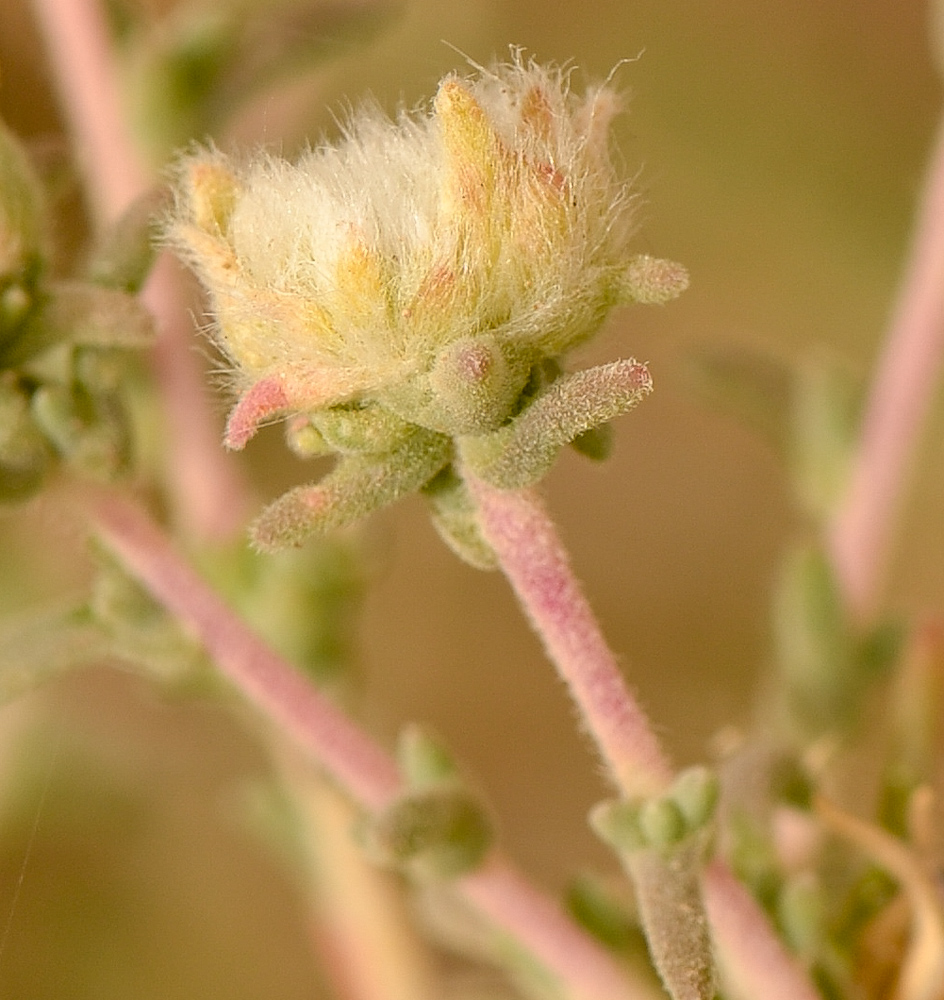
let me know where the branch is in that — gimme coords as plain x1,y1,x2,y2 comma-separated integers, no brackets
89,491,653,1000
827,113,944,621
30,0,251,541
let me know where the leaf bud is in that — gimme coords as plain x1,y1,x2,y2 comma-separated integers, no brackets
366,784,493,880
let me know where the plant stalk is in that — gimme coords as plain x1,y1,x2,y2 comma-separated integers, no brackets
828,112,944,622
30,0,250,542
468,474,823,1000
465,474,673,799
90,491,654,1000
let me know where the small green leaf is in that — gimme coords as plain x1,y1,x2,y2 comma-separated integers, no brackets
312,401,413,454
31,382,133,480
773,543,855,734
638,798,687,848
1,281,153,367
565,872,646,956
396,724,461,788
790,355,861,522
85,187,167,293
670,766,719,832
589,798,647,853
365,784,493,880
683,344,791,453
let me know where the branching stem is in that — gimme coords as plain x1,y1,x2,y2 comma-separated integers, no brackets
89,492,653,1000
467,475,823,999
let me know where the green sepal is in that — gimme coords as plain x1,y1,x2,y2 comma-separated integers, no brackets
590,798,648,853
425,335,532,435
590,767,718,855
378,336,532,437
670,766,719,831
251,428,451,549
364,783,493,880
459,359,652,489
284,414,332,458
422,465,497,570
85,186,167,293
311,401,413,455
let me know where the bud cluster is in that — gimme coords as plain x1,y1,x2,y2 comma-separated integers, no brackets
167,54,687,555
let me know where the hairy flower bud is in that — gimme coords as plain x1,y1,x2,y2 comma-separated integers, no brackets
167,52,686,550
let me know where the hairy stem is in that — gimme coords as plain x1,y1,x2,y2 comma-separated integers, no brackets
468,476,822,999
465,474,673,798
827,113,944,622
30,0,250,541
90,492,653,1000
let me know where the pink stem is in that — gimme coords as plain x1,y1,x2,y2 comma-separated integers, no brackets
701,859,820,1000
89,492,650,1000
827,114,944,622
29,0,147,224
30,0,251,542
466,476,674,798
460,855,658,1000
469,477,822,997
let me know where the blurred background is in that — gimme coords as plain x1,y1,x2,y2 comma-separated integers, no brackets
0,0,942,996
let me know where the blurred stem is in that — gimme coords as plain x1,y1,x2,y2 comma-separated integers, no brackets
30,0,250,542
89,491,650,1000
701,859,821,1000
278,750,440,1000
465,475,673,799
827,112,944,622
